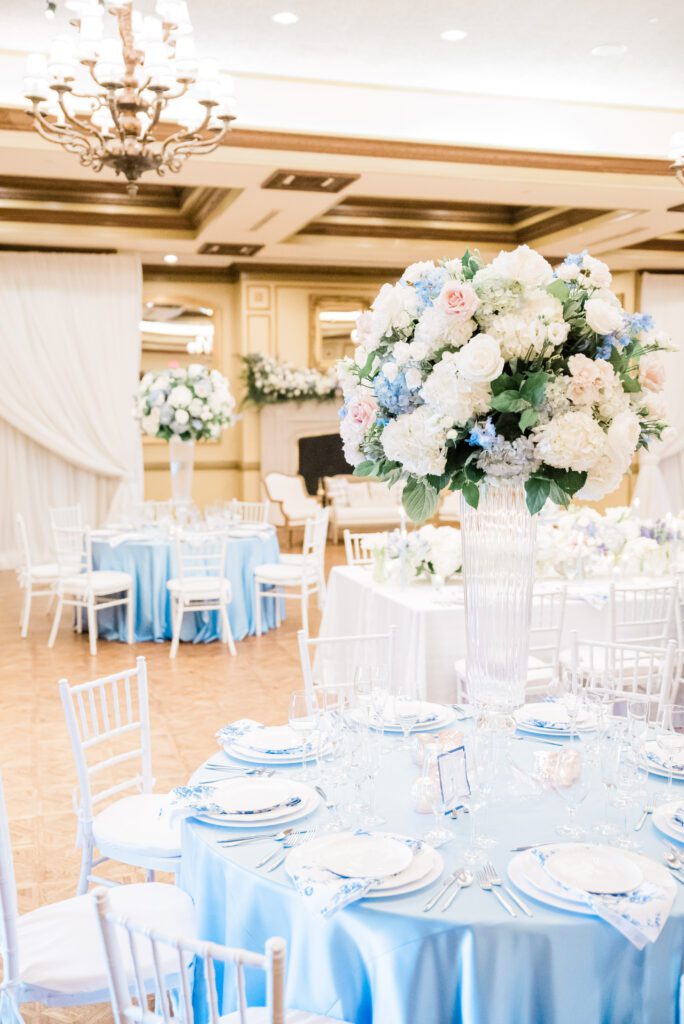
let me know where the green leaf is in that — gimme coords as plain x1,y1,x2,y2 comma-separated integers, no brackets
621,375,641,394
519,370,548,407
491,392,530,413
544,468,587,495
354,460,378,478
525,476,551,515
547,279,570,302
519,408,539,432
462,481,480,509
402,478,439,523
549,481,571,507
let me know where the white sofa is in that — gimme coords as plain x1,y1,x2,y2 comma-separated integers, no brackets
263,472,321,545
323,475,404,543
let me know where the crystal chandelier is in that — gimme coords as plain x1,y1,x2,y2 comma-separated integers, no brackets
23,1,236,194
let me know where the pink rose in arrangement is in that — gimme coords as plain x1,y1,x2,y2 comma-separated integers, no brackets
347,390,378,431
639,352,666,393
437,281,480,321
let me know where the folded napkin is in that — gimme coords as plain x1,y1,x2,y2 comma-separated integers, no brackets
166,783,227,824
645,747,684,773
290,831,422,918
216,719,314,756
531,848,671,949
671,808,684,831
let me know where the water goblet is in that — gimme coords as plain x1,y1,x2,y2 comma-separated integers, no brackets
393,695,420,749
655,704,684,800
421,749,455,847
288,690,318,782
554,756,591,838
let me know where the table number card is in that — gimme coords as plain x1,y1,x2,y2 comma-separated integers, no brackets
437,746,470,813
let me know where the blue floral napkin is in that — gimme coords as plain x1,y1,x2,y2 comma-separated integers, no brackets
289,831,422,918
166,783,227,823
671,808,684,831
216,719,314,756
645,747,684,773
531,848,672,949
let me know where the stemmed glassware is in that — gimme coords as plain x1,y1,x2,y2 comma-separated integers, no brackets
592,718,621,837
554,756,591,838
422,746,455,847
360,725,386,827
393,695,420,749
655,704,684,800
288,689,319,782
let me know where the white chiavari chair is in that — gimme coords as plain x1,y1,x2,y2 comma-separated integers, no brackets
342,530,378,567
48,524,134,656
254,509,329,636
569,632,678,712
298,626,397,698
167,531,235,659
0,772,193,1020
94,888,350,1024
15,512,60,638
230,499,271,524
49,504,82,531
59,657,181,895
609,581,677,646
455,586,567,701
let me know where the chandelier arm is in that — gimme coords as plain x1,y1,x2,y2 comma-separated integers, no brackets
31,111,90,154
146,95,168,134
161,82,191,103
166,126,229,159
56,90,106,149
159,125,196,160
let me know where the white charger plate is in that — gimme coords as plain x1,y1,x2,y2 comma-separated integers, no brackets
223,742,329,765
196,779,319,827
508,845,673,915
240,725,318,756
379,703,455,734
514,703,594,736
641,742,684,779
285,832,442,897
652,800,684,844
544,845,643,895
318,834,414,879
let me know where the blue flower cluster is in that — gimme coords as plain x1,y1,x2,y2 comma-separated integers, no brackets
401,266,449,313
467,418,497,450
374,372,422,415
626,312,654,336
564,249,588,267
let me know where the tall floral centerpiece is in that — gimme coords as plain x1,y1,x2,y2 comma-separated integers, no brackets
135,364,236,502
337,246,671,715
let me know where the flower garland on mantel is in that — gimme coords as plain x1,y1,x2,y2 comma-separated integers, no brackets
241,353,340,406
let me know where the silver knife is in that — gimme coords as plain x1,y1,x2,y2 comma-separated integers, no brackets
423,868,462,913
503,884,533,917
510,843,553,853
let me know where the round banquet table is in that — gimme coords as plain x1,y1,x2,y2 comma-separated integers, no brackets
181,726,684,1024
91,528,281,643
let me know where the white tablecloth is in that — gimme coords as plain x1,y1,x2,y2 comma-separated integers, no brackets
319,567,617,703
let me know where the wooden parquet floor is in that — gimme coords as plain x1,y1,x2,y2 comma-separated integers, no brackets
0,543,345,1022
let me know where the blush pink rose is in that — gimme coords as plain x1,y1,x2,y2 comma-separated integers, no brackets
437,281,480,320
639,352,665,393
347,391,378,431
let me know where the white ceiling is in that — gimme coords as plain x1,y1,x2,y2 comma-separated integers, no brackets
3,0,684,110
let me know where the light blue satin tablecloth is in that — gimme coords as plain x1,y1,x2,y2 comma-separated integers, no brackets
181,731,684,1024
92,531,281,643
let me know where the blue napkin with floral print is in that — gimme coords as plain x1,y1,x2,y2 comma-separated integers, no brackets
216,719,314,756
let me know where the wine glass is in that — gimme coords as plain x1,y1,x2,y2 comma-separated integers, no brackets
288,690,318,781
626,697,650,757
655,704,684,800
393,695,420,749
554,756,591,838
361,727,385,827
353,666,374,723
592,719,621,837
422,748,455,847
612,750,648,850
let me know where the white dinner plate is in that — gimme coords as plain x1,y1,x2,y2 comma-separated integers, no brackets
379,703,455,733
223,741,329,765
652,800,684,844
285,833,442,897
318,834,414,879
514,703,594,736
240,725,318,756
508,845,673,916
195,779,319,826
641,742,684,778
544,845,643,895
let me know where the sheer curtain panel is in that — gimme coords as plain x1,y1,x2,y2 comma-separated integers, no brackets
0,253,143,567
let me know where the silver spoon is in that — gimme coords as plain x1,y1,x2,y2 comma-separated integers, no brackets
442,868,474,910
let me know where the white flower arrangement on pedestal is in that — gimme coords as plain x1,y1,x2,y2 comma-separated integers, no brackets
242,353,339,405
134,364,236,441
337,246,673,520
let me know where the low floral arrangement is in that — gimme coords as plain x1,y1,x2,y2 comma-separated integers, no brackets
338,246,672,520
373,524,462,581
241,353,339,405
536,505,682,578
135,364,236,441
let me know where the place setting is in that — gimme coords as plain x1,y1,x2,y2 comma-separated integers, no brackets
168,775,321,830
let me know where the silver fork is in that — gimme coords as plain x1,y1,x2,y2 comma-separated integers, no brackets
634,801,655,832
203,765,275,777
267,829,315,872
477,869,517,917
484,862,532,917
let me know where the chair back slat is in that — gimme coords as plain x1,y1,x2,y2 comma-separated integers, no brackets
610,582,676,646
343,530,382,567
0,773,20,994
59,658,153,827
301,510,329,572
528,587,567,665
15,513,31,575
94,889,278,1024
49,504,82,531
230,500,270,524
299,626,396,695
52,523,88,578
570,632,677,710
174,532,227,583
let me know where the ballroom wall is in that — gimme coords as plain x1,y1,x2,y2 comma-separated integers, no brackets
141,267,641,511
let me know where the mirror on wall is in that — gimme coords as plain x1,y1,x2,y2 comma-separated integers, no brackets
309,295,371,369
141,300,215,358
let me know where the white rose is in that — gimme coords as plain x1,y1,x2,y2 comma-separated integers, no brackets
141,409,160,436
382,361,399,382
370,282,418,339
404,367,423,390
393,341,411,366
547,321,570,346
489,245,554,287
169,384,193,408
534,410,606,472
556,262,580,282
584,297,623,335
402,260,436,282
420,358,490,425
408,340,428,361
576,410,639,501
188,363,204,378
642,391,667,419
188,398,204,416
454,333,504,383
173,408,190,426
581,255,612,288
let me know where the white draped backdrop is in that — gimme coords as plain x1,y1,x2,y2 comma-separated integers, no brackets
633,273,684,517
0,253,143,567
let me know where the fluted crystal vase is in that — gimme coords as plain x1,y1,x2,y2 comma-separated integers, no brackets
169,437,195,503
460,480,537,718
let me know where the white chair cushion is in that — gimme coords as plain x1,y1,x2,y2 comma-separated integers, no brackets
92,794,182,859
18,882,194,996
332,508,403,526
279,553,304,566
61,571,132,596
28,563,60,579
167,576,232,600
222,1010,348,1023
254,563,317,585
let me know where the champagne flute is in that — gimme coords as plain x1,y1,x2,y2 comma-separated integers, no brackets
655,704,684,800
288,690,318,781
394,695,420,749
554,757,591,838
422,748,454,847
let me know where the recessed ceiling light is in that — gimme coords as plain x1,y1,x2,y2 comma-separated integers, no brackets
440,28,467,42
591,43,628,57
272,11,299,24
163,253,179,264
